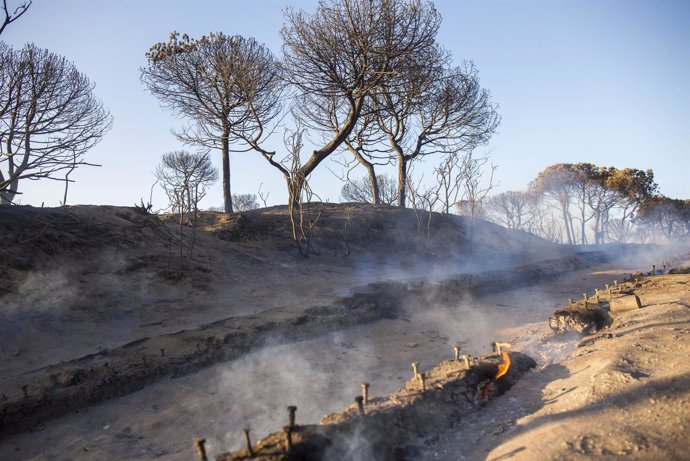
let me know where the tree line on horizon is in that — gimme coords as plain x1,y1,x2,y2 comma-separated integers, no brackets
483,163,689,245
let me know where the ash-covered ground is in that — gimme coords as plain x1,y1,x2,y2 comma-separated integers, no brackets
0,204,687,460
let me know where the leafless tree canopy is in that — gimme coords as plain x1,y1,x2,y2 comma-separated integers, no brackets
0,0,31,36
259,0,442,203
141,32,283,214
341,174,397,205
232,193,259,212
0,43,112,204
155,150,218,214
141,0,500,229
154,150,217,267
375,58,500,207
484,191,535,230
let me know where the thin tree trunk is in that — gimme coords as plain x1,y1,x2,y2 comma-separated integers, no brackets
561,202,573,245
352,149,380,205
397,157,407,208
221,130,233,214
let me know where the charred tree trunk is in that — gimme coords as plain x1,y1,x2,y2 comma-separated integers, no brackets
560,201,573,245
221,129,233,214
397,156,408,208
359,153,380,206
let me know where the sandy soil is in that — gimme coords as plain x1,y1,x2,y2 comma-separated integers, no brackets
416,274,690,461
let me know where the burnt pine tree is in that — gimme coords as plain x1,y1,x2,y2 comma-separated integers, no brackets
141,32,283,214
238,0,442,208
155,150,218,266
373,57,500,208
0,43,112,204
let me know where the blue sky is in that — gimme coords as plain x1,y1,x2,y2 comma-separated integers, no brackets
2,0,688,209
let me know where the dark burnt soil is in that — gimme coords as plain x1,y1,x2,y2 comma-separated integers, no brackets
215,352,536,461
0,251,607,437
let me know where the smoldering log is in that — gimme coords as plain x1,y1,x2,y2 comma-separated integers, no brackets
215,352,536,461
549,305,611,335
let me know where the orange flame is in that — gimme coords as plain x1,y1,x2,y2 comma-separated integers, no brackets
495,352,510,379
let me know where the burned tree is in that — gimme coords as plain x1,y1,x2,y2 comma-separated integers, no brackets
341,174,398,205
484,190,534,230
0,43,112,204
0,0,31,36
232,193,259,212
239,0,443,209
283,126,324,257
339,102,390,205
373,58,500,208
155,150,218,266
453,149,497,217
141,32,283,214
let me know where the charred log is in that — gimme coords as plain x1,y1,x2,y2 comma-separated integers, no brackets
549,304,611,335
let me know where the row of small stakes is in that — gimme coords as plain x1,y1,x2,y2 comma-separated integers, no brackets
194,258,688,460
568,259,681,309
192,341,512,461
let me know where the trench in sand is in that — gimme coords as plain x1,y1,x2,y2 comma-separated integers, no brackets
0,258,642,461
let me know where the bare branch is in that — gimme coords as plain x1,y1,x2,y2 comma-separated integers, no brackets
0,0,32,36
0,43,112,204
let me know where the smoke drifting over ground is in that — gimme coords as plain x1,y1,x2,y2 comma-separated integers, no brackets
1,204,687,460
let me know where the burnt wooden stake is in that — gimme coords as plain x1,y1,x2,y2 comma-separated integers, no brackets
194,438,208,461
355,396,365,416
494,342,511,355
243,428,254,457
287,406,297,429
453,345,461,362
418,372,426,391
412,362,420,379
283,426,293,452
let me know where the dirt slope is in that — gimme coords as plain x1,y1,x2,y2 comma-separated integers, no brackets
415,274,690,461
0,203,560,382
